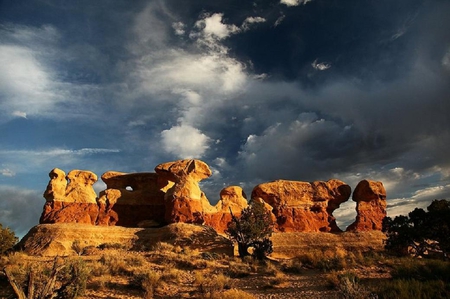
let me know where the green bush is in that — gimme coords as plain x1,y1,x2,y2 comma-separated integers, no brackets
0,223,18,255
226,201,274,260
383,199,450,257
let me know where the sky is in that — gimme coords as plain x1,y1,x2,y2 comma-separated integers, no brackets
0,0,449,238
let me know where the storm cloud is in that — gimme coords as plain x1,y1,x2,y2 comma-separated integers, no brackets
0,0,449,236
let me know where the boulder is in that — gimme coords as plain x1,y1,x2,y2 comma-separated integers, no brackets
98,171,172,227
346,180,387,231
251,179,351,232
205,186,249,233
40,168,99,225
155,159,215,224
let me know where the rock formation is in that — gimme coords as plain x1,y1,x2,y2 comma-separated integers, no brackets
251,179,351,232
38,160,386,234
205,186,249,233
155,159,216,224
346,180,387,231
41,168,99,225
97,171,172,227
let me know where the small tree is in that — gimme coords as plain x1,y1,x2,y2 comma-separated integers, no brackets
226,201,274,260
383,199,450,258
0,223,18,255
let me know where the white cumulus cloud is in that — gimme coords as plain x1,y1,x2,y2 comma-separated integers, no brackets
161,124,211,159
280,0,313,7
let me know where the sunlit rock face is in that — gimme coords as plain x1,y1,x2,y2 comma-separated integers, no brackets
41,168,99,224
251,179,351,232
155,159,216,224
204,186,249,233
346,180,387,231
97,171,173,227
38,161,386,233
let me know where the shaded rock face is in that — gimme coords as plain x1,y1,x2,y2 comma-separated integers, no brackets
98,171,172,227
251,179,351,232
346,180,387,231
155,159,215,224
41,168,99,225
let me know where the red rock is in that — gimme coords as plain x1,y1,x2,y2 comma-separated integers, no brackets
41,168,100,224
40,201,99,225
155,159,215,224
346,180,387,231
205,186,248,233
98,171,171,227
251,179,351,232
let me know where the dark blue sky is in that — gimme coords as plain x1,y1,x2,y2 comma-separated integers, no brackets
1,0,449,236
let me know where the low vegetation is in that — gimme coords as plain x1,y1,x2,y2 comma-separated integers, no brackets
226,201,274,260
0,223,18,255
1,200,449,298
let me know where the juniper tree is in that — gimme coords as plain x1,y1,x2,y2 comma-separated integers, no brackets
226,201,274,260
0,223,18,255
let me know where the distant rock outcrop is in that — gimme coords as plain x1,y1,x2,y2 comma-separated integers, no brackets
346,180,387,231
252,179,351,232
41,168,99,225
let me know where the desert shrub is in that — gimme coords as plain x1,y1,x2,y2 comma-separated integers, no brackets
201,252,221,260
162,267,182,282
337,275,372,299
226,201,274,259
4,257,89,299
0,223,18,255
89,274,113,290
126,254,147,267
141,270,162,299
99,253,131,275
217,289,256,299
196,272,231,298
296,250,346,272
151,241,176,253
280,258,303,274
327,271,373,299
227,260,252,278
72,240,85,256
57,258,89,298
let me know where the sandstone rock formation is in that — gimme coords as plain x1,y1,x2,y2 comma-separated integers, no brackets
251,179,351,232
38,161,386,234
346,180,387,231
41,168,99,225
205,186,249,233
97,171,172,227
155,159,216,224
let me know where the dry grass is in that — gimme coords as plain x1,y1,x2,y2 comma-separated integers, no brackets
4,231,436,299
270,231,386,259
